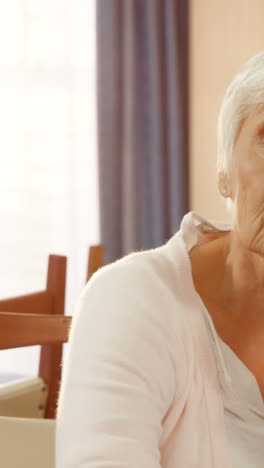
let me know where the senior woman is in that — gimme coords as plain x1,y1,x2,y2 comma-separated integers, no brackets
56,52,264,468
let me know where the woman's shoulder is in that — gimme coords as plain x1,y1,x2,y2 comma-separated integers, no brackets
82,235,187,309
70,236,191,355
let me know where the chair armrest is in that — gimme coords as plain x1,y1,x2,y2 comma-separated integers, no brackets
0,416,55,468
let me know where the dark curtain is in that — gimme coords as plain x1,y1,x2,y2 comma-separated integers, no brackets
96,0,189,264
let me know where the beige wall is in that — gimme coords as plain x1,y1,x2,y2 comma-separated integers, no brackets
189,0,264,222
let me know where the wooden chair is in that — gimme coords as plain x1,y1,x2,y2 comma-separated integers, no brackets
0,255,71,419
86,244,104,282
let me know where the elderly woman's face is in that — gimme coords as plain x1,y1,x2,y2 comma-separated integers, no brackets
231,103,264,254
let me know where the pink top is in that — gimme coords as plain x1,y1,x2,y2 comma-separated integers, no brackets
56,212,233,468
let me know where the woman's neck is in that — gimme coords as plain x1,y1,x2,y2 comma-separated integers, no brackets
190,230,264,321
224,231,264,318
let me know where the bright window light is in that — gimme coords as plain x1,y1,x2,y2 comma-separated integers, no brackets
0,0,99,378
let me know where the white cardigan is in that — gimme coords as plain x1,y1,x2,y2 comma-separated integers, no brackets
56,212,233,467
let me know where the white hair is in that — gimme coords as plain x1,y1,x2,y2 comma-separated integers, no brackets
217,51,264,177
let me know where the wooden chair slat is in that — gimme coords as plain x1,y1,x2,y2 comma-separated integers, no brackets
0,291,53,315
87,245,104,282
39,255,67,418
0,312,71,349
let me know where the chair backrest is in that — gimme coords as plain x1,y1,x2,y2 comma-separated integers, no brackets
86,245,104,282
0,255,71,419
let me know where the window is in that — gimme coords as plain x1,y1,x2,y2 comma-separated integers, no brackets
0,0,99,378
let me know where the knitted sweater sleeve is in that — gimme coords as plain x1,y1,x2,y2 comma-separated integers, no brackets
56,259,181,467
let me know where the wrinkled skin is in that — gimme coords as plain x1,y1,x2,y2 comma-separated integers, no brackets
190,103,264,397
231,103,264,257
